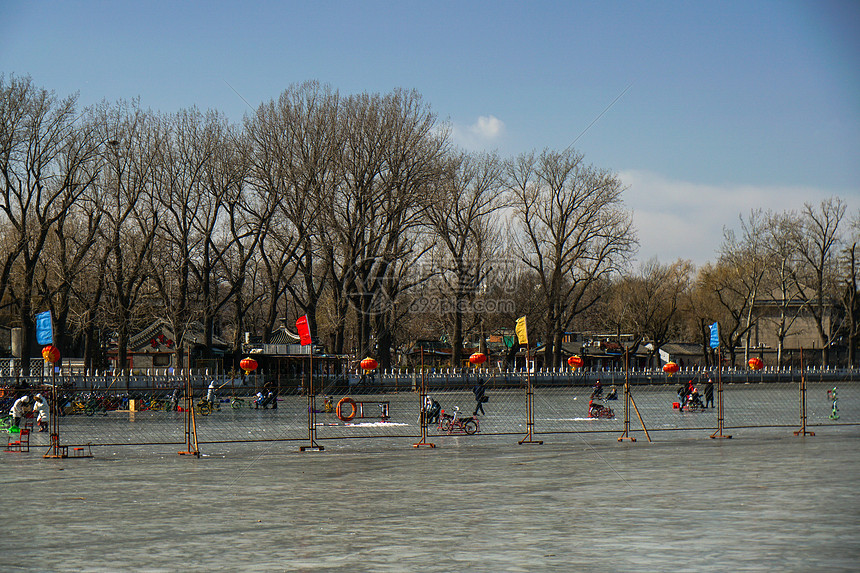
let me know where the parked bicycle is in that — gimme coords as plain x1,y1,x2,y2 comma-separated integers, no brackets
438,407,479,435
196,399,220,416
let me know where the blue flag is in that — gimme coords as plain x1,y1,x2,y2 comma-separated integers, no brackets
709,322,719,349
36,310,53,345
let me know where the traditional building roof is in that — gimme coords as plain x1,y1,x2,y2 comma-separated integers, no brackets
269,327,300,345
124,319,229,353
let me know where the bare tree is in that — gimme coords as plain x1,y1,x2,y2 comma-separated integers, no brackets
424,150,506,365
192,116,249,355
696,260,757,368
246,82,342,341
216,186,265,356
619,258,693,367
95,100,164,380
762,210,805,365
326,89,445,367
792,197,846,366
148,108,213,366
0,75,94,371
507,148,636,368
719,210,770,364
839,212,860,367
41,111,106,368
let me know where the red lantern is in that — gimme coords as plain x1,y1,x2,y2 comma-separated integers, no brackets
567,355,583,369
360,357,378,371
239,357,258,375
42,345,60,364
662,362,679,375
748,357,763,371
469,352,487,366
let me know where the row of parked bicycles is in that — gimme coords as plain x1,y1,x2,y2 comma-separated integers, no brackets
195,393,275,415
0,386,276,418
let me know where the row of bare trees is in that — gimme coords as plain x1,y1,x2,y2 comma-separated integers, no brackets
1,76,636,372
602,198,858,368
2,75,857,373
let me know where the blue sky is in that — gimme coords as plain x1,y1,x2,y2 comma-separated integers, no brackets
2,0,858,267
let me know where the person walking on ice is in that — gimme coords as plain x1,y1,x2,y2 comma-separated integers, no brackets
704,379,715,409
472,378,487,416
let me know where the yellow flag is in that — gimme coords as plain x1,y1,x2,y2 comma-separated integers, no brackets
515,316,528,346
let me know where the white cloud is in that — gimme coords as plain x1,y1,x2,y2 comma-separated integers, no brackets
619,170,856,269
471,115,504,138
450,115,505,150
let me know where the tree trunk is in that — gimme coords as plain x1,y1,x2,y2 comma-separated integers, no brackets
451,308,463,367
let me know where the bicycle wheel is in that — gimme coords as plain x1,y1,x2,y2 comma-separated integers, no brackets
464,419,479,435
231,398,243,409
197,402,211,416
440,418,452,432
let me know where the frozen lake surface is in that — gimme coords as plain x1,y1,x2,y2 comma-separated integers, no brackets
1,426,858,572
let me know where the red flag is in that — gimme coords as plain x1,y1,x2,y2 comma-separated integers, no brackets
296,315,312,346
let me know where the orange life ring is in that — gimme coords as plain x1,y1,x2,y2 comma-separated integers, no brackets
336,397,357,422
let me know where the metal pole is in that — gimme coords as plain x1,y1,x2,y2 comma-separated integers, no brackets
44,364,66,458
618,347,635,442
179,347,199,456
710,347,732,439
301,347,324,451
414,347,435,448
794,347,815,436
519,343,542,445
629,392,651,442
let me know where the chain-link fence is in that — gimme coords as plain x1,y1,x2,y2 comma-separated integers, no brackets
1,367,855,455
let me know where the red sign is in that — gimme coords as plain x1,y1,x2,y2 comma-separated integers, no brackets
296,315,312,346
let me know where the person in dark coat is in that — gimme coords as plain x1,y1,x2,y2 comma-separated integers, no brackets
424,394,441,424
472,378,487,416
704,379,715,409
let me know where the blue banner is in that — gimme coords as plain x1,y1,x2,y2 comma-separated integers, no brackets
709,322,719,349
36,310,53,345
